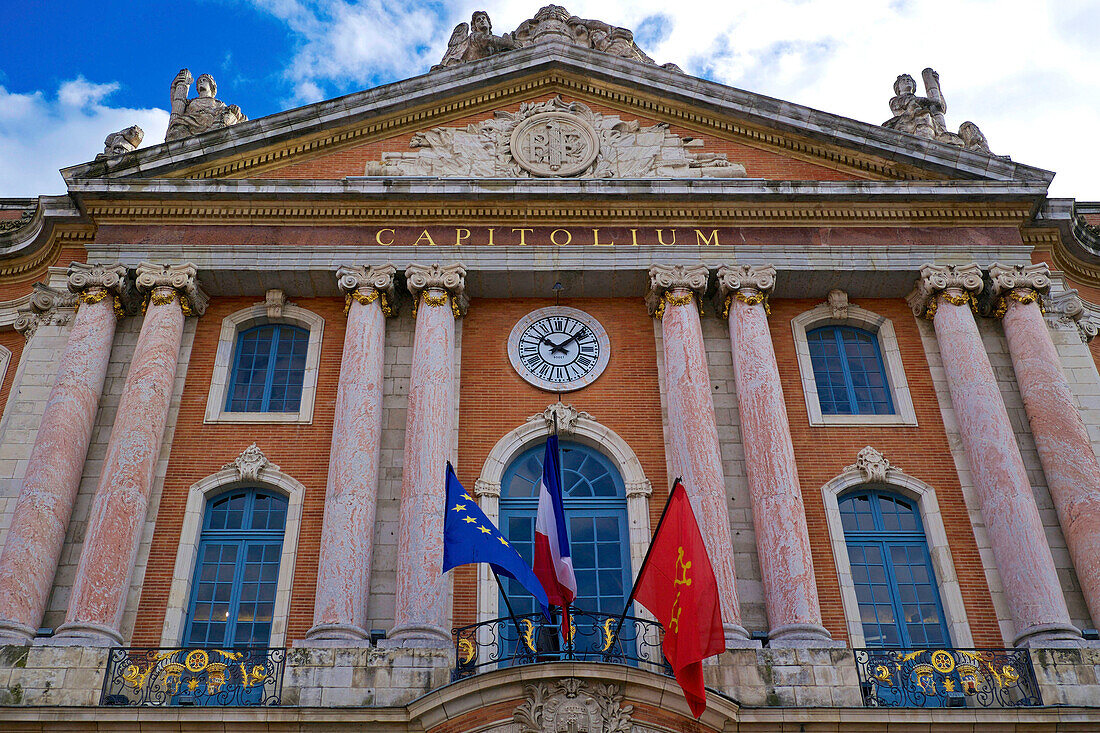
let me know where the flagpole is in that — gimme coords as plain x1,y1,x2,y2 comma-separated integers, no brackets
491,568,531,660
552,410,574,659
610,477,683,645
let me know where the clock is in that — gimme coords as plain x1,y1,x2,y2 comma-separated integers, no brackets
508,306,610,392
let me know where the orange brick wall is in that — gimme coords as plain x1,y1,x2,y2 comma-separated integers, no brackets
454,297,669,629
130,296,345,645
771,298,1003,646
0,246,87,303
0,329,25,422
257,93,867,182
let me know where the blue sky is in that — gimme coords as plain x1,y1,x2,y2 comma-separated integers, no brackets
2,0,1099,198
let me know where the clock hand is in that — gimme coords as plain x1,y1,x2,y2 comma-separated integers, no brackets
549,327,587,354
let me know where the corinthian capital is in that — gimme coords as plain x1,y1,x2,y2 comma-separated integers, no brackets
716,264,776,318
988,263,1051,299
337,264,397,317
405,262,468,316
645,264,708,317
135,262,209,316
67,263,137,316
906,263,982,318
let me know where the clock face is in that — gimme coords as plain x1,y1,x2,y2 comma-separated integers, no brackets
508,307,610,392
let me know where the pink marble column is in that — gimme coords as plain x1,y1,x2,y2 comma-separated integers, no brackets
909,263,1079,647
992,263,1100,628
52,263,207,646
717,265,834,647
388,263,465,647
306,265,396,643
0,264,130,644
647,265,752,646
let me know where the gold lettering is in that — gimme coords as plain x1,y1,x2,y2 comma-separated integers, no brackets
695,229,720,246
413,229,437,246
550,228,572,246
455,228,471,246
512,228,534,245
375,228,395,246
592,228,614,246
487,227,496,246
656,229,677,246
630,228,639,246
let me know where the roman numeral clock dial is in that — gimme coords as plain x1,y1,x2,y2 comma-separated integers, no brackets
507,306,611,392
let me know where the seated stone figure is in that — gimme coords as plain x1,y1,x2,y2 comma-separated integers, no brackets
883,67,1000,156
165,69,247,142
95,125,143,160
433,11,515,70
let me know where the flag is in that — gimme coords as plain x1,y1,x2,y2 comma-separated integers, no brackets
533,435,577,610
442,463,550,620
632,480,725,718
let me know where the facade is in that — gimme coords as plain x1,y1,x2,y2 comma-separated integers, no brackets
3,5,1100,730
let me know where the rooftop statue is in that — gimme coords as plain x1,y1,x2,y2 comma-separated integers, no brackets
165,69,247,142
433,6,682,72
883,68,1003,157
95,125,144,160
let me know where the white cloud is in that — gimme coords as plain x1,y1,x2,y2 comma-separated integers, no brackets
251,0,1100,198
0,78,168,197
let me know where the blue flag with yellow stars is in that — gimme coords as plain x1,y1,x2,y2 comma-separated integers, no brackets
442,462,551,621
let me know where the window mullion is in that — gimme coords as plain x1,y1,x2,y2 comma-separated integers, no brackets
226,333,246,412
223,538,248,648
879,539,911,648
835,328,860,415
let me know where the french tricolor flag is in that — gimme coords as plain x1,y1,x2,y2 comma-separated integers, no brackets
533,435,577,618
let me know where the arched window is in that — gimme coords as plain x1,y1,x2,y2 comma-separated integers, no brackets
184,489,288,647
226,324,309,413
839,488,950,648
499,442,631,617
807,326,894,416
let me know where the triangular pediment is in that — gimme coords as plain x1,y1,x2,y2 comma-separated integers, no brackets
62,42,1053,187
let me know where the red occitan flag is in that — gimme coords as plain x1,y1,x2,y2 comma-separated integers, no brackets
632,480,725,718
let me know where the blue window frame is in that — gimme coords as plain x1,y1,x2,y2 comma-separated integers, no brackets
225,324,309,413
807,326,894,416
184,489,287,648
840,488,950,649
499,442,632,618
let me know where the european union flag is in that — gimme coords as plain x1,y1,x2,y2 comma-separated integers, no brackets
442,462,551,620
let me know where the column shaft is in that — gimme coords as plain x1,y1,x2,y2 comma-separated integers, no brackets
389,269,462,646
931,295,1077,645
0,295,118,643
307,270,392,642
1002,297,1100,625
724,284,832,647
660,290,750,644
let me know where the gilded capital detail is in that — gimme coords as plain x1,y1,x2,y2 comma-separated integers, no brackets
337,264,397,317
716,264,776,318
68,263,133,319
646,264,708,319
406,262,468,317
906,263,983,319
135,262,209,316
988,263,1051,319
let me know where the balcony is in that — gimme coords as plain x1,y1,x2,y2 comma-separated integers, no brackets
100,647,285,706
854,648,1043,708
452,610,669,681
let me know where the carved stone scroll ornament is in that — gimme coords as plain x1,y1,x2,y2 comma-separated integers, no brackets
645,264,709,318
0,209,33,234
882,68,1005,158
905,263,983,319
165,69,247,142
716,264,777,318
222,443,280,482
95,125,143,160
1043,288,1100,343
434,6,682,73
337,264,398,317
527,402,594,435
827,289,849,319
13,283,77,338
364,95,745,179
846,446,900,484
513,678,633,733
988,263,1051,319
135,262,209,316
405,262,468,317
68,262,136,318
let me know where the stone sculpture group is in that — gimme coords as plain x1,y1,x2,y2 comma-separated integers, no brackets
883,67,1001,157
165,69,247,142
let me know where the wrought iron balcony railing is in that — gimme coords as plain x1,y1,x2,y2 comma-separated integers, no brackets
452,610,669,681
854,648,1042,708
100,647,285,706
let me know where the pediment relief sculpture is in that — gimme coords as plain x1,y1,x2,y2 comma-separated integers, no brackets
96,125,143,160
434,6,682,72
364,95,746,179
513,678,633,733
166,69,248,142
883,68,1005,158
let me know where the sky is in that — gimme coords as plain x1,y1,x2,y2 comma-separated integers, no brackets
2,0,1098,199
